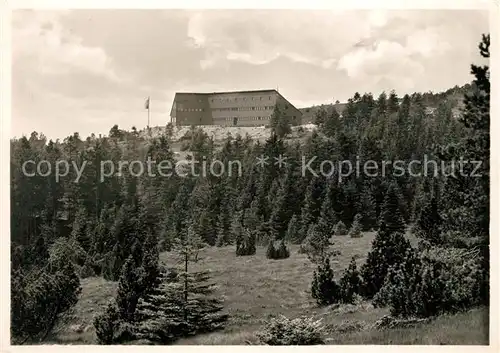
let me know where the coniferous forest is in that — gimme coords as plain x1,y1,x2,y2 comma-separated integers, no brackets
10,34,490,345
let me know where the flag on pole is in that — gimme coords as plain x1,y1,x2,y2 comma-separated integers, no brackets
145,96,150,110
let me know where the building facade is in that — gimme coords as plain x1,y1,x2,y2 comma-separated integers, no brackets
169,89,302,127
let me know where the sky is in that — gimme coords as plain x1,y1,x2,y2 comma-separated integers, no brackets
11,9,489,140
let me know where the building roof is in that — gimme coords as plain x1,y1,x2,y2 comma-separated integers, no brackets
174,89,278,96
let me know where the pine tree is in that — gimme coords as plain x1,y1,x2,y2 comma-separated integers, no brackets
141,232,161,295
348,214,363,238
298,178,324,242
265,239,290,260
215,196,232,247
268,169,295,241
316,181,337,238
311,257,339,306
301,224,330,264
109,203,142,280
285,214,299,242
134,225,227,343
378,182,406,234
236,228,256,256
71,204,91,252
360,225,412,299
116,255,144,322
339,258,362,303
333,221,347,236
270,105,291,138
358,186,377,230
322,106,341,138
94,302,121,344
231,211,245,251
276,240,290,259
415,195,442,245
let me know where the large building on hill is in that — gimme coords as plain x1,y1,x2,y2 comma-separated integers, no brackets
169,89,303,127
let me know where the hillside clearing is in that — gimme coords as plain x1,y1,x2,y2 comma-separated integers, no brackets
50,232,487,345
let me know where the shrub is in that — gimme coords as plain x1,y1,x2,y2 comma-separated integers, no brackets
257,315,325,345
339,257,363,304
360,227,412,298
11,261,81,344
311,257,340,306
333,221,347,236
276,240,290,258
94,302,122,344
266,240,290,259
49,236,87,267
348,214,363,238
301,224,330,263
374,247,484,318
236,229,256,256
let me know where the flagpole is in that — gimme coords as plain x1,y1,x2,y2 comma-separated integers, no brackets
147,96,150,129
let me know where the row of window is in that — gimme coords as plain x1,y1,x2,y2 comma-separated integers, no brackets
177,105,278,113
214,116,272,121
213,106,274,112
211,96,272,104
177,108,204,112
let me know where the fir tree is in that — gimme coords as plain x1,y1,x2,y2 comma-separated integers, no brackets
71,204,91,252
316,181,337,237
301,224,330,264
116,255,144,322
339,258,362,303
323,106,341,138
360,225,412,298
285,214,300,242
415,195,443,245
266,239,290,260
311,257,339,306
268,169,295,241
298,178,324,242
215,197,232,247
348,214,363,238
141,232,161,295
358,186,377,230
236,228,257,256
94,302,121,344
333,221,347,236
134,225,227,343
378,182,406,234
270,105,291,138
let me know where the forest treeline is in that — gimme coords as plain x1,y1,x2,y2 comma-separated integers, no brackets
10,35,489,344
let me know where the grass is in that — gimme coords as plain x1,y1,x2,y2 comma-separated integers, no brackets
51,232,489,345
326,307,489,345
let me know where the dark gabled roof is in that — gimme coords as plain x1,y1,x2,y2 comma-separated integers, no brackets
174,89,278,96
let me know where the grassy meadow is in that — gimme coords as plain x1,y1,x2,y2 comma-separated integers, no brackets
50,232,488,345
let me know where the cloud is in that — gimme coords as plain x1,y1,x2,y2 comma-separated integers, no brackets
13,10,122,82
186,10,382,69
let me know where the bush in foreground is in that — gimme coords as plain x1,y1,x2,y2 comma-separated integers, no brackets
257,315,325,345
374,246,484,318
